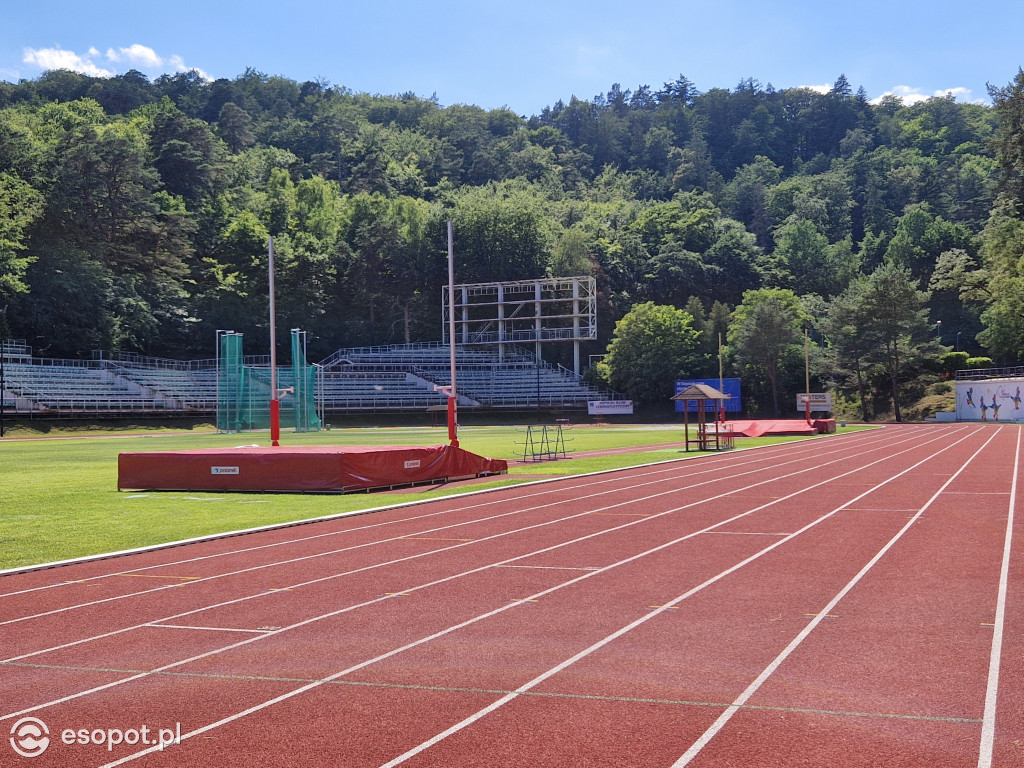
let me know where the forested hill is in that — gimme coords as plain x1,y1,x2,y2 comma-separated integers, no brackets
1,67,1022,373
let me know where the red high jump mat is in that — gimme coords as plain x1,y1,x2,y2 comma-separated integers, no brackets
727,419,824,438
118,444,508,493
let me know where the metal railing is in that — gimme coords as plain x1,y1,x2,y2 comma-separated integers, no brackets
955,366,1024,381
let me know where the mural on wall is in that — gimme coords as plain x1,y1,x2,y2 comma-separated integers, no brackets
955,380,1024,422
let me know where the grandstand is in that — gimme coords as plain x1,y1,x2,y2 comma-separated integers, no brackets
0,341,619,419
320,342,616,410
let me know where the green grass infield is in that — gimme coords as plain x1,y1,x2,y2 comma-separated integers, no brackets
0,423,872,571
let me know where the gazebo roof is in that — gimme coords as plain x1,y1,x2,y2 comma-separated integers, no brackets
670,383,731,401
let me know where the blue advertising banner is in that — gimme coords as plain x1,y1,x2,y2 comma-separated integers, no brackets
674,378,742,413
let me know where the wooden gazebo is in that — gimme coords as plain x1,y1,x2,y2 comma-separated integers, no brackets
671,383,734,452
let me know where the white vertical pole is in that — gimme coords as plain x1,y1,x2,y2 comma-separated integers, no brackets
268,237,280,445
447,221,458,446
269,238,277,390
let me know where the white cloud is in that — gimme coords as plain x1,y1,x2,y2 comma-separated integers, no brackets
167,54,208,80
798,83,832,95
939,87,979,103
869,85,982,106
21,44,207,80
23,46,114,77
106,44,163,68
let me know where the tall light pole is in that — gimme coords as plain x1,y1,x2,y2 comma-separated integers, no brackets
956,331,962,353
936,319,942,341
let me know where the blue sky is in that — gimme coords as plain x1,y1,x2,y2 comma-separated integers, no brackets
3,1,1023,115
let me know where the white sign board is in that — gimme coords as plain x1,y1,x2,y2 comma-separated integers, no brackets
955,379,1024,422
588,400,634,415
796,393,833,411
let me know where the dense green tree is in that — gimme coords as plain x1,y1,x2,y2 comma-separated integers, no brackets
447,182,551,282
977,210,1024,359
599,301,701,402
987,69,1024,212
549,227,595,277
978,71,1024,361
217,102,256,153
817,276,876,420
0,64,1009,380
860,261,944,421
729,288,806,416
772,221,859,297
148,105,225,205
0,172,43,301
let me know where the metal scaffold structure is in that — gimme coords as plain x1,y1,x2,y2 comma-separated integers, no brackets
441,276,597,375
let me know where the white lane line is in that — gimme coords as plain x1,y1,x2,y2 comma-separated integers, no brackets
145,624,273,634
669,427,1002,767
495,565,601,571
2,425,962,725
0,430,895,600
86,430,980,768
1,428,917,664
375,427,987,768
978,426,1019,768
0,433,866,620
2,428,855,590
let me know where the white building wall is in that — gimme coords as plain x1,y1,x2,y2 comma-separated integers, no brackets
955,378,1024,422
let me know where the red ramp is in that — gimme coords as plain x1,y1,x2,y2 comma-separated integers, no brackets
118,444,508,493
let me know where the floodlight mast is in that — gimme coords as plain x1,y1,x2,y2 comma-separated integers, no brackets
269,237,280,446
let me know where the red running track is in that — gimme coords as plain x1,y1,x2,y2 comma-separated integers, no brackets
0,424,1020,767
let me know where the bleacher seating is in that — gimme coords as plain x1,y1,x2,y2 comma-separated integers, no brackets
322,342,617,409
0,341,621,418
114,365,218,411
318,371,449,411
3,363,167,414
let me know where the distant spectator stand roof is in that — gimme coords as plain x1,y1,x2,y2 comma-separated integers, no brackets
670,383,731,402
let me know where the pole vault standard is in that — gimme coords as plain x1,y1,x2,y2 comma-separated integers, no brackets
268,237,280,446
446,221,459,447
804,328,811,426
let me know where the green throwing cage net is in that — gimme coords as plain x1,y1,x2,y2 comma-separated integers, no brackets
217,329,321,434
291,329,321,432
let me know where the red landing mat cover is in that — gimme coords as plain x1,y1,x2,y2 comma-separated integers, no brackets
118,444,508,492
727,419,821,438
